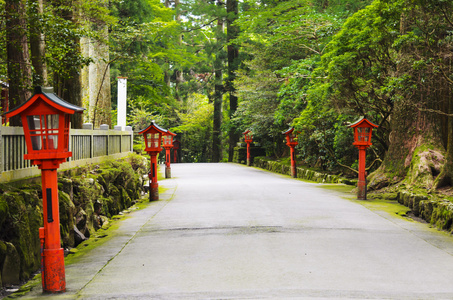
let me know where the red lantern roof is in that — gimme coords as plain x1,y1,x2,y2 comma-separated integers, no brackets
138,121,168,135
282,127,298,146
4,86,85,118
138,121,168,153
163,130,177,148
164,130,176,137
348,117,378,129
3,86,85,166
243,129,253,143
282,127,295,135
348,117,378,147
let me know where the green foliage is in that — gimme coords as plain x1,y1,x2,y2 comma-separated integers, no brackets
172,93,213,162
232,0,361,158
109,0,182,108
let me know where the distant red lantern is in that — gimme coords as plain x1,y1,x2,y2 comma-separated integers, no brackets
348,117,378,200
283,127,298,178
5,86,85,293
243,130,253,166
162,131,176,178
173,139,181,163
139,121,167,201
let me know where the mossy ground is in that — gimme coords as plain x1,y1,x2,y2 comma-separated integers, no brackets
318,184,416,222
358,198,414,221
317,183,355,195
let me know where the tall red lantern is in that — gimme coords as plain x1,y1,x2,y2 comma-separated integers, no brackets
243,130,253,166
348,117,378,200
162,131,176,178
139,121,167,201
4,86,84,293
283,127,298,178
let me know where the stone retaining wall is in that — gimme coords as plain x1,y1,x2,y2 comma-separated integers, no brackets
398,190,453,233
252,157,354,185
0,154,147,288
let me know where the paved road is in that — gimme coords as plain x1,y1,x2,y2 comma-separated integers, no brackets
21,163,453,299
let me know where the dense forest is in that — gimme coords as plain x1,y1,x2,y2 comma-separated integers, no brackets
1,0,452,192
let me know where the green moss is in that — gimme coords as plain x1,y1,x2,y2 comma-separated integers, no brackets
0,196,9,229
318,184,355,195
4,274,41,299
357,198,413,221
64,196,150,266
253,157,347,184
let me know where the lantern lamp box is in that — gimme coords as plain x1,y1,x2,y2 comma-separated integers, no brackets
138,121,169,153
163,130,177,148
348,117,378,147
4,86,85,163
243,129,253,143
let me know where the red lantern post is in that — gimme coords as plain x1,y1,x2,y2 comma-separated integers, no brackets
283,127,298,178
5,86,84,293
162,131,176,178
243,130,253,166
348,117,378,200
173,139,180,163
139,121,167,201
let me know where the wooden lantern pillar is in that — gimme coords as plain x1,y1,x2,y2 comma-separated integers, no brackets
348,118,378,200
162,131,176,178
139,121,167,201
243,130,253,166
283,128,298,178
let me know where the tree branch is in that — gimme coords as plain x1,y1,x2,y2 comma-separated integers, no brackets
183,18,219,32
313,139,358,174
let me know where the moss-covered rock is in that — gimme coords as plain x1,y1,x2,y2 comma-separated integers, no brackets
0,187,41,281
1,242,20,285
0,197,8,230
0,240,6,287
59,191,76,247
405,146,445,189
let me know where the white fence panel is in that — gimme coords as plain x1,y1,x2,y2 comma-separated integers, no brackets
0,125,134,182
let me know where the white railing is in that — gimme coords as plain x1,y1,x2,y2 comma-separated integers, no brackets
0,124,134,182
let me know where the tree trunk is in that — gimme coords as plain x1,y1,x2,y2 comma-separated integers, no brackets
368,3,450,191
226,0,239,162
212,5,224,163
29,0,48,87
6,0,32,125
174,0,184,102
51,0,85,128
434,78,453,189
212,68,223,162
89,26,111,128
368,92,445,190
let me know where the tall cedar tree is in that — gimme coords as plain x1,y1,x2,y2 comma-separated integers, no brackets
6,0,32,125
226,0,239,161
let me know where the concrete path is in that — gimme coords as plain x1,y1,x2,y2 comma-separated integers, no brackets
20,163,453,299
